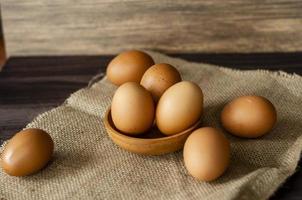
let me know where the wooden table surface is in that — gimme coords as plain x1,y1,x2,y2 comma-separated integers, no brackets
0,53,301,199
2,0,302,55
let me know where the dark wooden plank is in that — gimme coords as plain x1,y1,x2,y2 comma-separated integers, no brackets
0,8,6,69
271,165,302,200
0,56,107,143
0,53,301,200
2,0,302,56
171,52,302,74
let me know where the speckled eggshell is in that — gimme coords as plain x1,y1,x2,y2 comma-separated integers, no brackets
140,63,181,102
221,95,277,138
106,50,154,85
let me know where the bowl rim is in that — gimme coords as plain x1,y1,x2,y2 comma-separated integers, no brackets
103,108,201,142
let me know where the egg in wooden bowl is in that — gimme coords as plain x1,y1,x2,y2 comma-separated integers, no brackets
103,109,201,155
104,80,204,155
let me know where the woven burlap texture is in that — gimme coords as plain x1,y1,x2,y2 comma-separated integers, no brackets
1,51,302,200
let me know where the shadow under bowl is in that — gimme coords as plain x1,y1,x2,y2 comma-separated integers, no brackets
103,109,201,155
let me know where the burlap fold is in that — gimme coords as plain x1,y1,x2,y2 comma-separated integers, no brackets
1,51,302,200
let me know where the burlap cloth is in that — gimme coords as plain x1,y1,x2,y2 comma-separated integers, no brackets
1,51,302,200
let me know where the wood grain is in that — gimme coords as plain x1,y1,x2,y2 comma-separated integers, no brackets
0,8,6,69
2,0,302,56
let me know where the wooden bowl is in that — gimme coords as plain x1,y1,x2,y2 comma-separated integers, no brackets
103,109,201,155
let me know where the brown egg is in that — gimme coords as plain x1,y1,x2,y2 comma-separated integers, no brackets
0,128,54,176
106,50,155,85
156,81,203,135
140,63,181,102
111,82,155,135
221,95,277,138
183,127,230,181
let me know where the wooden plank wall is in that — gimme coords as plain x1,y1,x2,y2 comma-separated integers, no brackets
1,0,302,56
0,8,6,68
